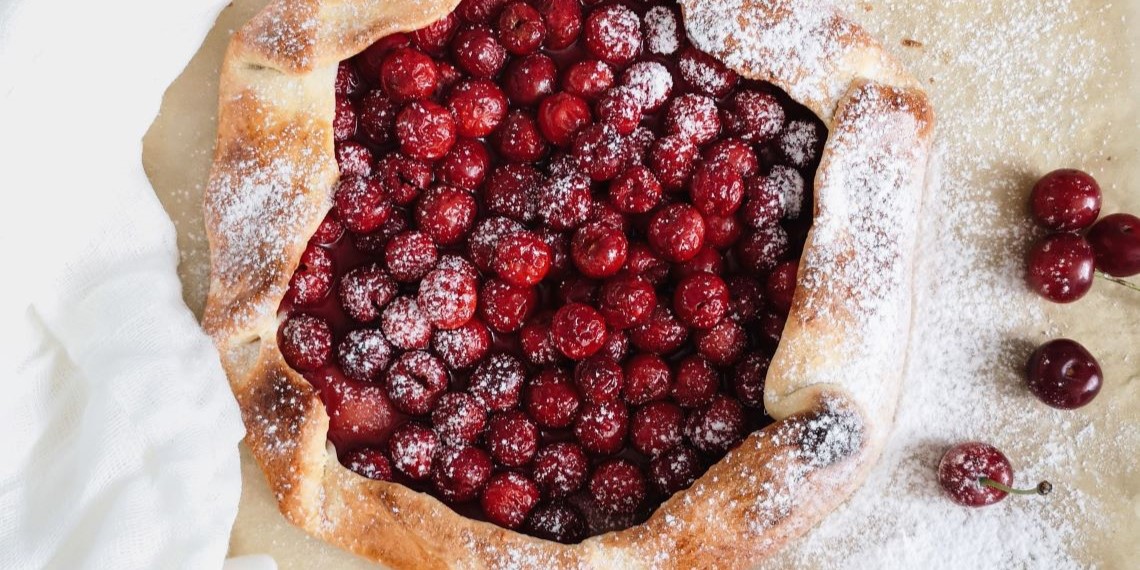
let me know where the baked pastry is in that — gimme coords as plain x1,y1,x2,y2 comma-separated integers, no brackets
203,0,934,566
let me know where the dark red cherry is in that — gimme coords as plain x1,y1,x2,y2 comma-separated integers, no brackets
1026,339,1103,409
1029,169,1102,232
503,54,558,107
583,5,642,67
380,47,438,102
498,1,547,55
526,503,587,544
1025,233,1095,303
436,138,490,190
410,12,459,56
448,79,509,138
456,0,509,25
535,0,582,49
537,92,592,147
563,59,613,100
1087,213,1140,278
395,101,457,160
452,26,507,79
494,110,549,162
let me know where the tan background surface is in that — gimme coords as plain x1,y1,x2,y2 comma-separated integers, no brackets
143,0,1139,567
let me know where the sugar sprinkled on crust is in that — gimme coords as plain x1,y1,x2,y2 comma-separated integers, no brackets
763,0,1134,567
682,0,856,117
206,155,310,285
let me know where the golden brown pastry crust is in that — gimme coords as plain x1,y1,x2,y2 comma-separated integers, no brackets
203,0,935,567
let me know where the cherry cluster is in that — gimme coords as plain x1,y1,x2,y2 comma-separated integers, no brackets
276,0,826,542
940,168,1139,507
1026,169,1140,302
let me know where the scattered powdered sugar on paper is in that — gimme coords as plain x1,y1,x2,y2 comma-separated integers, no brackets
759,1,1135,568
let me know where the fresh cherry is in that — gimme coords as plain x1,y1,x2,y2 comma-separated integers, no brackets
1087,213,1140,278
1026,233,1095,303
1029,169,1102,232
1026,339,1103,410
938,442,1051,507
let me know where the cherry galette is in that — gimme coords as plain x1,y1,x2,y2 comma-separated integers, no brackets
205,0,934,565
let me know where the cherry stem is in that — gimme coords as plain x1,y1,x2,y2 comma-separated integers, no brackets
979,477,1053,496
1096,271,1140,293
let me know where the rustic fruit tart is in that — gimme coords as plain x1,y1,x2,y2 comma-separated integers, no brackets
203,0,935,567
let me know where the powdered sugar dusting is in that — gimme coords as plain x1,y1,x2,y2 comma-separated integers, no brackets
779,119,821,168
207,155,311,284
623,61,673,111
682,0,853,116
759,1,1134,568
644,6,681,55
767,165,805,219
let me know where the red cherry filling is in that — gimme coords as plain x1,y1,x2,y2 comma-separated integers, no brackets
589,459,646,514
629,401,684,457
287,244,334,307
389,422,439,480
469,353,527,411
493,231,553,286
395,101,457,160
386,351,448,415
583,5,642,67
538,92,592,147
380,47,439,103
487,410,540,466
280,314,332,372
481,471,541,528
337,329,392,382
343,448,394,481
526,503,588,543
498,1,547,56
281,0,828,543
433,445,493,503
433,392,489,446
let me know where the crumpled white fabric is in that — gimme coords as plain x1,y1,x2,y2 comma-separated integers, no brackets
0,0,247,568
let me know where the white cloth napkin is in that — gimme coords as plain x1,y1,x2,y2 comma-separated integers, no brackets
0,1,247,568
